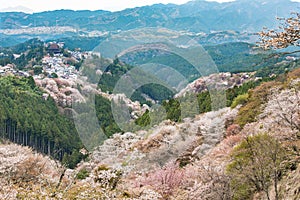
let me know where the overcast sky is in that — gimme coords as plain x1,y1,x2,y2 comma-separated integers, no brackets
0,0,299,13
0,0,237,13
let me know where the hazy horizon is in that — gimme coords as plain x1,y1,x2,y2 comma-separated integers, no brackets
0,0,245,13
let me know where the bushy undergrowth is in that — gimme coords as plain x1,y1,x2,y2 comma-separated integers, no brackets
235,81,280,127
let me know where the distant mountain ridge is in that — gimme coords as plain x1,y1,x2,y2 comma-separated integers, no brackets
0,0,298,33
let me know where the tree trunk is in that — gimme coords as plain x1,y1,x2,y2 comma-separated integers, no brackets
48,139,51,156
274,169,279,200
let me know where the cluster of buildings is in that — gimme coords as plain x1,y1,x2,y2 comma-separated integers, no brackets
38,42,101,80
34,42,86,80
40,55,78,79
0,26,76,35
0,41,103,81
0,64,30,77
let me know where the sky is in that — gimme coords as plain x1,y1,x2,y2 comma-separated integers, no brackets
0,0,236,13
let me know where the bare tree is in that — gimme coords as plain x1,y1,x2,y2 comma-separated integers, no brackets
188,163,233,200
268,86,300,134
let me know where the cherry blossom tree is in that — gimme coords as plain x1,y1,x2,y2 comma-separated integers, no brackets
258,12,300,50
138,161,184,199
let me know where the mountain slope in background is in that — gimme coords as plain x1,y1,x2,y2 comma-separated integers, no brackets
0,0,298,32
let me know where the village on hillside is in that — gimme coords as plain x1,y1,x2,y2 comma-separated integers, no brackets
0,41,102,81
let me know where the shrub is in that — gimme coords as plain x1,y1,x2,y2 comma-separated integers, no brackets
51,72,58,78
76,168,90,180
231,93,249,108
135,109,151,127
63,184,104,199
93,165,122,190
13,155,46,184
226,124,241,137
235,81,279,127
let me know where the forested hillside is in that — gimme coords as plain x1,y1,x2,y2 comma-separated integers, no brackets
0,76,84,168
2,66,300,199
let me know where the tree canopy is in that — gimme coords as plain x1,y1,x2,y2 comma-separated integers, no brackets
259,12,300,50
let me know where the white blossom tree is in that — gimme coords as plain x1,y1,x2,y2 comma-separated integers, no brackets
258,12,300,50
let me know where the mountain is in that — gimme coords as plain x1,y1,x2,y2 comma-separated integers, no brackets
0,0,298,48
0,9,110,29
0,0,298,32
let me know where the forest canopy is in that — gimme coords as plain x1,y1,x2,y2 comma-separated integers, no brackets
0,76,84,168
